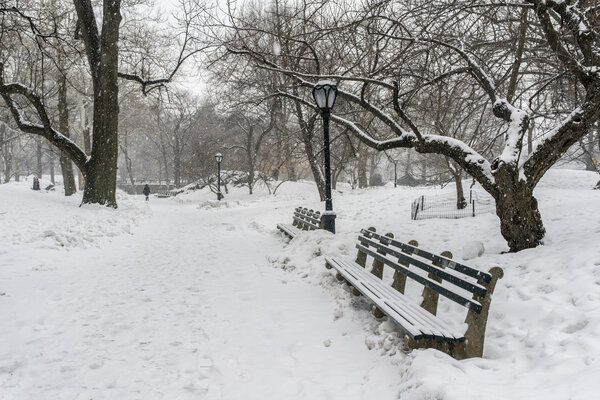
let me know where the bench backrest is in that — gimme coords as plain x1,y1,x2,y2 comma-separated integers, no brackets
353,227,503,358
356,228,492,314
292,207,322,230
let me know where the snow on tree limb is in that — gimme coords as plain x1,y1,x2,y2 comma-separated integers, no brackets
527,0,591,84
0,65,89,172
530,0,600,67
276,89,496,194
523,107,588,186
495,100,529,167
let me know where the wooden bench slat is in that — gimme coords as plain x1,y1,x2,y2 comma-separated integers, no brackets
332,259,461,339
327,257,465,341
298,213,321,224
278,206,323,240
361,229,492,283
358,236,487,297
277,223,300,238
337,257,467,340
292,216,320,230
356,244,483,313
328,257,428,339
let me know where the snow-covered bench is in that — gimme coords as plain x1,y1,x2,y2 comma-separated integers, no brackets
325,228,503,359
277,207,323,239
155,190,177,198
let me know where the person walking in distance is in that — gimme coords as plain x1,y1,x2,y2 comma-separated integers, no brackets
143,184,150,201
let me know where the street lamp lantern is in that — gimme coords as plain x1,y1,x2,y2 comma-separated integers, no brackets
312,81,338,111
312,80,338,234
215,152,223,200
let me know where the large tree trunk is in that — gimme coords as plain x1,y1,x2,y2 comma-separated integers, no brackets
77,0,121,207
494,170,545,252
58,72,77,196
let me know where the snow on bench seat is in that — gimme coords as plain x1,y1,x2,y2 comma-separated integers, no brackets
277,207,323,239
276,223,301,239
325,256,464,342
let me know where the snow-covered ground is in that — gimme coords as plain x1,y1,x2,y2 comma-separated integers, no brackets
1,170,599,399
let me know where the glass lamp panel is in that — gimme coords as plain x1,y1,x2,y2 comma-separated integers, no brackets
313,87,327,109
325,86,337,109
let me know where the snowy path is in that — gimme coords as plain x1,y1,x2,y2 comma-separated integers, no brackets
1,199,401,399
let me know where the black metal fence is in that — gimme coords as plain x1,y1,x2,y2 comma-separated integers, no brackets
411,190,495,220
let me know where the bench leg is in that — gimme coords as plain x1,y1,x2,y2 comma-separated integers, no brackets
455,266,504,359
404,336,465,359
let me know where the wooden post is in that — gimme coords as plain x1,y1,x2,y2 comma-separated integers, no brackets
455,266,504,359
371,232,394,318
420,250,452,315
392,239,418,294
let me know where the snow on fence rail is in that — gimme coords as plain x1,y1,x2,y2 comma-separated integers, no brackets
411,190,495,220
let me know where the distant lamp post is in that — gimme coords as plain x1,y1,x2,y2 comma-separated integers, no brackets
393,159,398,188
215,152,223,200
312,80,338,234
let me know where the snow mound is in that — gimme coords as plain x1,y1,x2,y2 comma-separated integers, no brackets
462,241,485,260
0,182,149,250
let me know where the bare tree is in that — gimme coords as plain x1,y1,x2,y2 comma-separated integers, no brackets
210,0,600,251
0,0,205,206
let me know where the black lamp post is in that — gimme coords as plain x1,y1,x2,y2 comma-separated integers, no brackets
393,159,398,188
312,81,338,234
215,152,223,200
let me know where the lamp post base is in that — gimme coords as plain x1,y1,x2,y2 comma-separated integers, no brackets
322,211,336,234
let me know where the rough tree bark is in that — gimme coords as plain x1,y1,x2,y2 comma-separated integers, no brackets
74,0,121,206
57,70,77,196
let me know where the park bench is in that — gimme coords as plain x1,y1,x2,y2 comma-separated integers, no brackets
324,227,503,359
155,190,177,198
277,207,323,239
